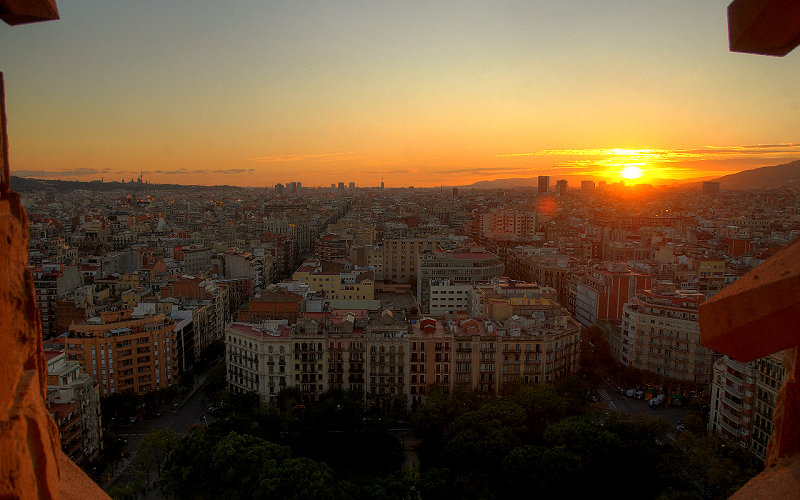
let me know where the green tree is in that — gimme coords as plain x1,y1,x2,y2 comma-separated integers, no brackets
204,362,228,405
107,480,141,500
140,428,179,475
501,445,579,498
507,383,567,441
543,416,622,470
269,457,337,500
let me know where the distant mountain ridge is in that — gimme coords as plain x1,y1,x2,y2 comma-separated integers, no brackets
710,159,800,189
11,159,800,192
10,176,230,193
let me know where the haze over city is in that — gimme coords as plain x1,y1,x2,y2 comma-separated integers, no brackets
1,1,799,188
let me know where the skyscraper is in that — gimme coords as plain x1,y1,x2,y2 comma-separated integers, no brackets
556,179,568,196
703,181,720,197
537,175,549,194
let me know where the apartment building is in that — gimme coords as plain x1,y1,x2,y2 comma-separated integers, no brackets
45,349,102,468
409,317,454,403
752,352,786,462
619,284,716,389
575,262,652,327
61,309,177,396
292,261,375,301
383,237,453,283
173,245,213,275
697,260,726,298
226,307,579,408
226,321,292,402
428,280,474,315
708,356,757,449
417,248,505,315
449,311,581,400
349,244,384,281
33,264,82,338
482,209,538,240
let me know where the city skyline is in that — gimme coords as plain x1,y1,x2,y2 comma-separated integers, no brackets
2,1,799,188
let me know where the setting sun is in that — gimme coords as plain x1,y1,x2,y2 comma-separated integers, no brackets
621,166,643,179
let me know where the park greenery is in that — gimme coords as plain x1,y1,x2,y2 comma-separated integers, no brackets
142,374,759,500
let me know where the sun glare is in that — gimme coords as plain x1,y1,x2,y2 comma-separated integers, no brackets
621,166,643,179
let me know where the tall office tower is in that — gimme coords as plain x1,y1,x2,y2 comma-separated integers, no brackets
581,180,595,191
338,182,345,190
537,175,549,194
703,181,720,197
453,187,459,198
349,182,355,189
556,179,568,196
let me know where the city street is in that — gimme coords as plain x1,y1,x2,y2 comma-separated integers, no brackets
596,379,688,430
101,374,210,498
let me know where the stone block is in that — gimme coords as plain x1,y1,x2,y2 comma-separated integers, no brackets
699,236,800,362
728,0,800,56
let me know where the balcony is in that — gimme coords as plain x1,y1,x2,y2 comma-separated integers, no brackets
719,419,739,437
723,383,743,399
724,370,745,387
720,406,740,422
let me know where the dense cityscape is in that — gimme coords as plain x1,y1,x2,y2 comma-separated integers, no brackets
4,1,800,499
22,172,799,499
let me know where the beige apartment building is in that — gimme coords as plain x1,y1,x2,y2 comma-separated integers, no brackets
620,283,716,391
62,309,177,396
226,307,580,409
292,262,375,301
226,321,293,403
383,237,453,283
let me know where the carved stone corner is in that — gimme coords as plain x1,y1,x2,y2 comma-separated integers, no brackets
0,193,111,499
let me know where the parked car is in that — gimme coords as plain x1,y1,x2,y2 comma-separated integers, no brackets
626,389,637,398
634,391,644,399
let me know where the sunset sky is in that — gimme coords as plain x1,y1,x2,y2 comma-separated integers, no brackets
2,1,799,188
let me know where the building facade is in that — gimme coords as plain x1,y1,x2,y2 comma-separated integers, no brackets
62,309,177,396
708,356,757,450
752,352,786,462
417,249,505,315
45,349,102,468
619,285,715,390
575,262,652,327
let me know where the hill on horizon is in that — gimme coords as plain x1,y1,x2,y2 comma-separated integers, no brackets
710,159,800,189
463,160,800,190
